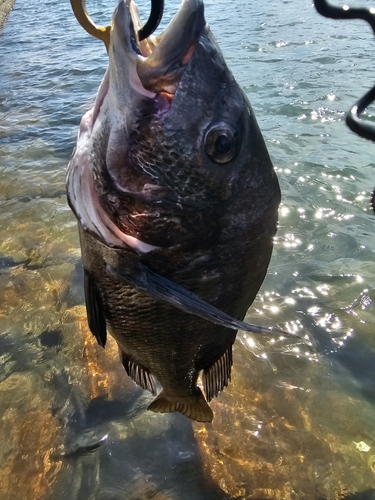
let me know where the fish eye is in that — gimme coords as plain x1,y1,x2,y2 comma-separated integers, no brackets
204,123,239,164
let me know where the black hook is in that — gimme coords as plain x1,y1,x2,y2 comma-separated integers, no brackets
314,0,375,141
138,0,165,41
314,0,375,210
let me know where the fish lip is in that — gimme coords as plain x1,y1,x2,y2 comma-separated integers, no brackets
112,0,206,95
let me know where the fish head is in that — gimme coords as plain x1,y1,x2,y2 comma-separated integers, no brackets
68,0,280,249
97,0,277,202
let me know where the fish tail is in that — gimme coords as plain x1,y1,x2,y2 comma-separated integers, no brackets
147,388,213,423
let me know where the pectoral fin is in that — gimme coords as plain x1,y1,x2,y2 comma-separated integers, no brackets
84,269,107,347
107,263,291,337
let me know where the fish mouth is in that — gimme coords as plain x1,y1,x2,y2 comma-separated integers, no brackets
111,0,205,97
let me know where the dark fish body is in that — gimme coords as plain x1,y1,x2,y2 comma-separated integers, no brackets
67,0,281,422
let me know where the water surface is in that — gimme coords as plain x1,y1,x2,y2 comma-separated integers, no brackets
1,0,375,499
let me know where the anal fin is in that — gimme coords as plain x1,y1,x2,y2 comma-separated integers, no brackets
148,388,213,423
120,351,157,396
83,268,107,347
202,345,233,402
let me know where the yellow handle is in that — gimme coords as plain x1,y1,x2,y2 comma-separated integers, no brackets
70,0,111,51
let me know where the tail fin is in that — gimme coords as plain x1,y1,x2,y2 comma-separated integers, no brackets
147,389,213,423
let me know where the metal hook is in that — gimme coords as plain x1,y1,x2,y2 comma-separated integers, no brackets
70,0,165,51
70,0,111,51
138,0,164,41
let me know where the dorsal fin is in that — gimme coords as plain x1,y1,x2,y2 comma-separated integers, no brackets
202,345,233,402
120,351,157,395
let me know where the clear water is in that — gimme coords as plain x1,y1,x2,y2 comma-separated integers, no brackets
1,0,375,498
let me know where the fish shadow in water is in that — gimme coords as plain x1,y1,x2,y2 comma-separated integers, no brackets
58,394,240,500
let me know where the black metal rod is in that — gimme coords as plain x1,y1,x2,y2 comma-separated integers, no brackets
314,0,375,33
138,0,165,41
347,85,375,142
314,0,375,142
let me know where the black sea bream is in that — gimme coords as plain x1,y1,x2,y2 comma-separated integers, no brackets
67,0,281,422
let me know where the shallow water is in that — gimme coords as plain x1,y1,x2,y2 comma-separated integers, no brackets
1,0,375,499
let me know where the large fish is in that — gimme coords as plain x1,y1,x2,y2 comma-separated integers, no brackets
67,0,281,422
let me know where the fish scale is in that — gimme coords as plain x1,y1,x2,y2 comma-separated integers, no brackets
130,125,216,204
